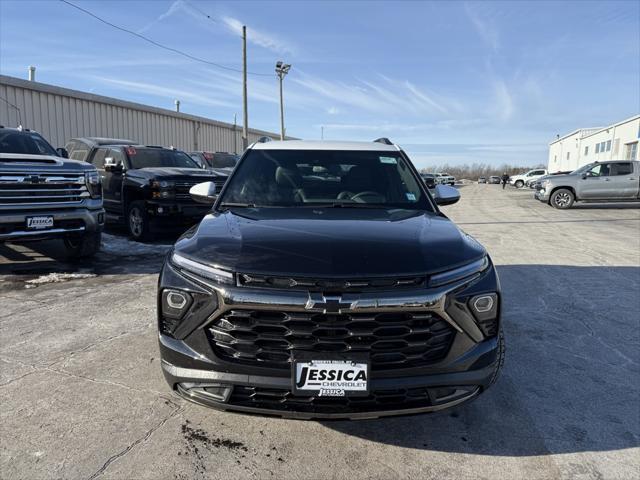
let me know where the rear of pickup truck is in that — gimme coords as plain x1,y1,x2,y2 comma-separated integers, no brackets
0,153,105,257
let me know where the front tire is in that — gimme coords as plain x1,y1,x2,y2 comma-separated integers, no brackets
550,188,574,209
63,231,101,258
515,180,524,188
127,201,151,241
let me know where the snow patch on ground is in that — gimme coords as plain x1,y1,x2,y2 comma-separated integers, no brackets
25,271,97,288
100,233,173,257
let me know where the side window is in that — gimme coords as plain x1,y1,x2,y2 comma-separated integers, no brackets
109,148,126,165
609,162,633,176
90,148,108,169
70,149,88,161
189,153,205,168
586,164,610,177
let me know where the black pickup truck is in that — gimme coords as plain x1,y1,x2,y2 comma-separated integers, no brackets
85,144,228,241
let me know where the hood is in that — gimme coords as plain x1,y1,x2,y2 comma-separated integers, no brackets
174,208,486,277
128,167,225,180
0,153,95,173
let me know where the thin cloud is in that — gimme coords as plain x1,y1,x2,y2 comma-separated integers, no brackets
222,16,294,55
464,2,500,51
492,80,514,121
92,77,237,109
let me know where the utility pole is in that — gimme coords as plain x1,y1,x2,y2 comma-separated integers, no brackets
321,126,324,140
275,61,291,141
242,26,249,151
233,114,237,154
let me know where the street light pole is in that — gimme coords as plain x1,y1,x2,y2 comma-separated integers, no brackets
275,61,291,141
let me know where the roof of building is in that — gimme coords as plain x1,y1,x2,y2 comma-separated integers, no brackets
251,140,399,151
550,114,640,145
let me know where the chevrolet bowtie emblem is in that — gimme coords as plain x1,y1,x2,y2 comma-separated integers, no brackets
305,294,354,314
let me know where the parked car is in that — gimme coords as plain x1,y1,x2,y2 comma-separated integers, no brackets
188,151,239,172
65,137,138,162
85,144,229,241
158,138,504,419
0,127,104,256
489,176,501,184
529,171,572,190
435,172,455,185
420,172,436,188
509,168,547,188
478,176,487,184
535,161,640,209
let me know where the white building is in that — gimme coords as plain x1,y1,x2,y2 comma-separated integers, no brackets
548,115,640,172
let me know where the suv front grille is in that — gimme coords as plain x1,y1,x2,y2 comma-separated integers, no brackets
237,274,426,291
174,178,227,201
0,172,88,205
208,310,455,371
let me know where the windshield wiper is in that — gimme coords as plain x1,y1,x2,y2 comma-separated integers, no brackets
218,202,259,209
301,202,391,209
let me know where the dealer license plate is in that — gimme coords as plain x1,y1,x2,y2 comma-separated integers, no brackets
292,354,369,397
26,216,54,230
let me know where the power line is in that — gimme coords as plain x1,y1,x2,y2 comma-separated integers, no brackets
186,1,218,23
58,0,274,77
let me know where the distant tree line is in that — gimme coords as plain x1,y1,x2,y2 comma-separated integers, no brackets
420,163,546,180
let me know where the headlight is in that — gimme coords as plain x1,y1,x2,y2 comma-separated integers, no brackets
85,171,102,199
171,252,234,285
151,180,175,189
429,257,489,287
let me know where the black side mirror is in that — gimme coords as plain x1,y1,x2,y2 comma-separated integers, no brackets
581,173,587,179
56,147,69,159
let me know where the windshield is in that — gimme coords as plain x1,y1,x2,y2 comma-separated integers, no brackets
0,131,58,156
128,148,199,169
219,149,433,210
206,153,239,168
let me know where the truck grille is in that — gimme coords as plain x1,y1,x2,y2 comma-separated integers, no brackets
174,178,227,201
208,310,455,371
0,172,88,205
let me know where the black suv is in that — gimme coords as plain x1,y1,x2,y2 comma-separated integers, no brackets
158,139,504,419
85,144,228,241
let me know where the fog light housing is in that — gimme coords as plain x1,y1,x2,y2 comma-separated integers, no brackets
469,293,499,338
472,295,494,313
162,289,192,317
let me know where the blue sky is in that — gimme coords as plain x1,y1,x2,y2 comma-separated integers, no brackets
1,0,638,168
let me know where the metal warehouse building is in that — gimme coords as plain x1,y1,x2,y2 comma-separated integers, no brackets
0,74,282,153
548,115,640,173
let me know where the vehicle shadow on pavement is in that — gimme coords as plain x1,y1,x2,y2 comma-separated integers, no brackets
0,227,182,285
324,265,640,457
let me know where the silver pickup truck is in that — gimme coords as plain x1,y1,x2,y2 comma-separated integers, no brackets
535,160,640,209
1,127,105,257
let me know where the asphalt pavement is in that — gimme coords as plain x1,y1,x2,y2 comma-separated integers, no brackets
1,184,638,480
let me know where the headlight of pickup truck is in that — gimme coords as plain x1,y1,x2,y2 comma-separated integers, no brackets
171,252,234,285
151,180,175,199
429,256,489,287
85,171,102,199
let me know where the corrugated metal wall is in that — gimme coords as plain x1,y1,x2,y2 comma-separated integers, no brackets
0,75,284,152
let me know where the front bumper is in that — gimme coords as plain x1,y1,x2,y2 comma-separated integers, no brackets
534,189,550,202
157,260,502,419
0,206,105,241
145,201,211,221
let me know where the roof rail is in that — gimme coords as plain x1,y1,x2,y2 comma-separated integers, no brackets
257,136,273,143
373,137,393,145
